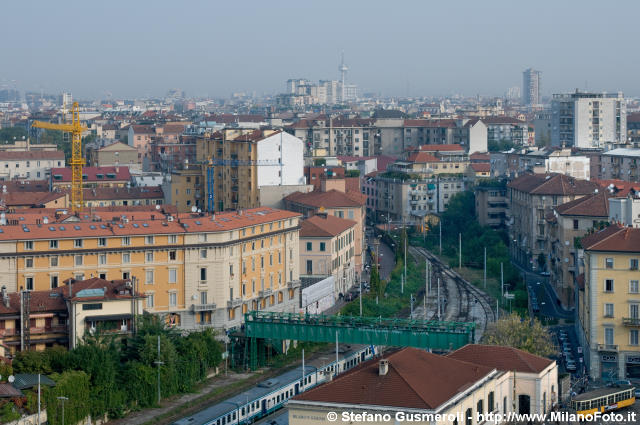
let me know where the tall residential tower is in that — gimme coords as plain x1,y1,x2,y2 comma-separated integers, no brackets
522,68,541,107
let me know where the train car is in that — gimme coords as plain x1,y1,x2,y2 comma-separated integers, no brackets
571,385,635,416
173,345,376,425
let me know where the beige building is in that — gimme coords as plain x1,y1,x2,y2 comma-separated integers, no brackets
547,192,610,307
90,141,141,173
299,213,357,298
507,173,598,271
164,166,203,212
289,345,557,425
578,225,640,380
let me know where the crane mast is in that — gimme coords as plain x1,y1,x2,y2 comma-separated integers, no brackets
31,101,86,212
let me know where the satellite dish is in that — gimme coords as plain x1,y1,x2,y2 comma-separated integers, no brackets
0,213,5,219
62,210,68,215
197,209,202,213
191,206,197,213
43,217,49,224
8,375,14,383
155,204,161,210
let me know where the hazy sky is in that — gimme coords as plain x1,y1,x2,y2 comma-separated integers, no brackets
2,0,638,99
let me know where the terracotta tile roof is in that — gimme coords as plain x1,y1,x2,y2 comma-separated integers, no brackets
60,277,142,301
410,144,464,152
345,177,360,193
0,151,65,161
0,205,177,225
162,124,186,134
407,152,440,163
1,191,66,208
448,344,554,374
375,155,398,171
285,190,366,208
337,155,375,163
83,186,164,201
204,114,265,124
130,125,154,134
471,163,490,173
581,224,640,253
300,213,356,237
0,383,22,398
554,192,610,217
97,141,137,152
1,180,49,192
470,152,490,161
50,166,131,183
0,287,66,315
593,179,640,197
507,173,598,196
293,347,494,409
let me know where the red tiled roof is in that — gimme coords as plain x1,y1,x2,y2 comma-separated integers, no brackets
59,277,143,301
50,166,131,183
1,180,49,192
471,163,490,173
83,186,164,201
581,224,640,253
292,347,494,409
448,344,554,374
0,287,66,315
593,179,640,197
300,213,356,237
1,191,66,207
285,189,366,208
407,152,440,163
375,155,397,171
470,152,490,161
0,151,65,161
554,192,610,217
507,173,598,196
0,383,22,398
413,144,464,152
130,125,154,134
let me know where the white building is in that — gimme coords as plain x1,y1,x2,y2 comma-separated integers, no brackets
544,150,590,180
523,68,541,107
0,151,65,180
256,131,305,187
551,91,626,148
609,196,640,228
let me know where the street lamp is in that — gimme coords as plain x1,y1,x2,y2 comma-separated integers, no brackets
57,396,68,425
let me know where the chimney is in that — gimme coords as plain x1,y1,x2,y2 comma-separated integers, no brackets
1,286,8,307
378,359,389,376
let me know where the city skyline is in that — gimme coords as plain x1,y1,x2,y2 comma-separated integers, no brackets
1,0,639,99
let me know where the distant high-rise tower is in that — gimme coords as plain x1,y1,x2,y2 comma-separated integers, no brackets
522,68,541,106
339,52,348,104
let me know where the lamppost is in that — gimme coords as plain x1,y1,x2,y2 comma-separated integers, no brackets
154,335,164,404
57,396,68,425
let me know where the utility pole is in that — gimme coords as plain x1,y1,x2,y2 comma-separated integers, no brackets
301,349,305,391
57,396,68,425
439,220,442,255
359,279,362,316
404,232,407,286
401,274,404,294
154,335,164,405
459,233,462,270
335,332,339,378
501,262,504,298
410,294,414,319
437,277,441,320
484,247,487,289
37,374,41,425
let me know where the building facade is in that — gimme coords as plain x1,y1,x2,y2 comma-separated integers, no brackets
523,68,541,107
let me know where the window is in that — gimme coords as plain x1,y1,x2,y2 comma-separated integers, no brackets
606,258,614,269
50,256,58,267
200,268,207,281
122,237,130,246
169,292,177,307
201,291,208,304
200,249,207,259
229,264,234,276
147,293,154,308
122,253,130,264
306,260,313,274
169,235,177,244
630,280,639,294
25,277,33,291
465,408,472,425
573,219,579,230
99,254,107,265
605,279,614,292
631,330,639,346
146,270,154,284
631,259,639,270
145,236,154,245
49,240,58,249
604,303,614,318
50,275,59,289
75,274,84,281
605,327,614,345
146,251,154,263
98,237,107,247
24,241,33,250
74,239,83,248
320,242,326,252
169,269,177,283
477,399,483,415
169,250,177,261
75,255,83,266
488,392,495,413
25,257,33,268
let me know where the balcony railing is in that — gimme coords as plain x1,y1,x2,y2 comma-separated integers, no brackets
597,343,618,352
623,317,640,327
288,280,301,289
259,289,273,297
227,298,243,308
191,303,217,312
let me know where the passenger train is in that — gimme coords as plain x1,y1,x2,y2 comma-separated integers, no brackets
172,345,376,425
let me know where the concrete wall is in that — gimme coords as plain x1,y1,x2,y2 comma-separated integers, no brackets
257,132,305,187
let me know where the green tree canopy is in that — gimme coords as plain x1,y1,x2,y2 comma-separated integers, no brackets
482,313,556,357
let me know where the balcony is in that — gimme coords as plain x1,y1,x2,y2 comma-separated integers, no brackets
227,298,243,308
623,317,640,327
191,303,217,312
597,344,618,352
259,289,273,298
288,280,301,289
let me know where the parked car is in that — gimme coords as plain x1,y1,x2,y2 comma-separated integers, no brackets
540,271,550,276
566,362,577,372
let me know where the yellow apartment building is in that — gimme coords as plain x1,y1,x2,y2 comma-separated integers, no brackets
0,207,301,331
579,225,640,380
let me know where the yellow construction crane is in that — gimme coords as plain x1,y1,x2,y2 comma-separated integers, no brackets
32,101,86,212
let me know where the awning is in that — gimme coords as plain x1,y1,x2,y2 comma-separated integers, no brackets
84,314,132,322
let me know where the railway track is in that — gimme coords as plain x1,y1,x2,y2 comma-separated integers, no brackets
409,245,495,339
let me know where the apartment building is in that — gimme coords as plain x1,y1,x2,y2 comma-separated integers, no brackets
551,91,626,148
288,116,378,157
0,207,301,331
90,141,140,173
474,185,507,228
0,151,65,180
598,148,640,182
507,173,598,271
83,186,164,208
284,189,365,277
547,192,610,307
50,166,131,189
578,225,640,380
299,213,357,298
197,129,305,212
484,116,529,146
609,195,640,228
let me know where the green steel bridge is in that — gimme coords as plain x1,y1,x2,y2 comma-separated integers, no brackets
244,311,475,369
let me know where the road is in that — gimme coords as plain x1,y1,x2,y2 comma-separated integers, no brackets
514,262,573,320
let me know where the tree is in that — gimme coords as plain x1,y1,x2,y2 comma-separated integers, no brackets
482,313,555,357
370,262,384,300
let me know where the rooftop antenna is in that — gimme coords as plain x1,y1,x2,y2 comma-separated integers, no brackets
339,51,348,104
